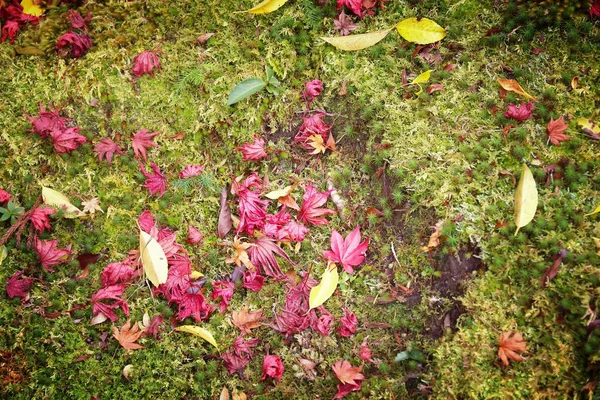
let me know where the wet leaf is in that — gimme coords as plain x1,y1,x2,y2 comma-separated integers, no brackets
42,187,83,218
139,230,168,287
395,18,446,44
309,263,339,310
239,0,288,14
227,78,266,105
175,325,219,349
497,78,536,100
514,164,538,235
322,29,392,51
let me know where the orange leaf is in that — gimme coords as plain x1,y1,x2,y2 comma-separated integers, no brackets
113,319,145,350
547,116,570,146
421,221,443,252
497,78,536,100
225,237,254,270
232,305,263,334
332,360,364,385
498,331,526,366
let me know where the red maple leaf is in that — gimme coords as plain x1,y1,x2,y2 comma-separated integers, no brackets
26,104,69,138
132,50,161,78
261,354,284,381
100,262,138,287
232,335,259,357
280,220,308,242
332,360,364,399
49,127,87,153
313,308,334,336
242,270,264,292
139,162,167,197
323,226,369,274
131,129,159,161
211,280,235,312
6,270,35,302
298,184,335,226
0,189,11,203
91,284,129,322
504,102,534,121
34,237,71,272
247,236,294,278
236,187,269,235
176,291,212,322
338,308,358,337
359,339,374,363
186,225,203,245
143,315,164,339
547,116,570,146
222,352,251,375
94,138,123,165
179,164,204,179
138,210,156,233
498,331,527,366
29,207,55,232
237,135,267,162
155,256,192,303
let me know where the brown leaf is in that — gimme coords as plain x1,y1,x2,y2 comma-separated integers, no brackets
195,32,215,45
531,47,543,55
498,331,526,366
218,187,233,238
547,116,570,146
443,63,458,71
497,78,536,100
226,237,254,270
540,249,567,288
75,252,101,281
113,319,145,350
427,83,445,95
338,80,348,96
421,221,443,252
332,360,364,385
499,170,516,187
232,305,262,334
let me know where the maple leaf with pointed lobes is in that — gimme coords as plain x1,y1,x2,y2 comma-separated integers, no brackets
237,135,267,162
298,184,335,226
94,138,123,165
242,270,264,292
498,331,527,366
337,0,364,17
132,50,161,78
49,127,87,153
504,102,534,121
82,198,103,215
334,11,358,36
186,225,203,245
154,256,191,303
92,284,129,322
339,308,358,337
6,270,35,302
177,291,213,322
211,281,235,312
113,319,145,350
547,116,571,146
27,104,69,138
294,114,331,150
100,262,138,287
236,188,269,235
34,237,70,272
323,226,369,274
261,354,284,381
226,237,254,270
332,360,365,399
222,352,251,375
139,162,167,197
131,129,159,161
30,207,55,232
179,164,204,179
248,236,295,278
143,315,164,339
232,305,263,334
232,335,259,357
280,220,308,242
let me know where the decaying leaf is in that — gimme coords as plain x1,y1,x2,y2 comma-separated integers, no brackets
322,29,392,51
576,117,600,140
139,230,168,287
498,331,527,366
218,187,233,238
395,18,446,44
175,325,219,349
309,263,339,310
42,187,83,218
113,320,145,350
238,0,288,14
232,305,263,334
421,221,443,252
497,78,536,100
514,164,538,235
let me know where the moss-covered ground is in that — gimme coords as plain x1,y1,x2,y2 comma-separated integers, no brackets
1,0,600,398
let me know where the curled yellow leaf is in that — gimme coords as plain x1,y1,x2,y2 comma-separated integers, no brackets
21,0,44,17
42,187,84,218
175,325,219,350
497,78,536,100
584,205,600,217
412,70,431,95
139,231,168,287
309,263,339,310
322,29,392,51
238,0,288,14
514,164,538,235
395,18,446,45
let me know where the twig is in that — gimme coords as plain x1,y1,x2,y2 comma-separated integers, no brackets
0,196,42,247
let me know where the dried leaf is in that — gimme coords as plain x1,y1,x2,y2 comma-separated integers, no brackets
238,0,288,13
139,230,168,287
232,305,263,334
113,320,145,350
498,331,526,366
309,264,339,310
122,365,134,380
42,187,83,218
220,387,230,400
514,164,538,235
421,221,443,252
322,29,392,51
576,117,600,140
218,187,233,238
175,325,218,350
427,83,445,95
546,116,570,146
395,18,446,45
497,78,536,100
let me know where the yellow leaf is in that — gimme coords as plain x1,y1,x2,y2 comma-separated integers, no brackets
497,78,536,100
309,264,339,310
322,29,392,51
593,237,600,255
576,118,600,137
412,70,431,95
307,134,327,154
21,0,44,16
265,185,293,200
190,271,204,280
139,231,168,287
395,18,446,45
0,245,7,266
584,205,600,217
175,325,219,350
42,187,84,218
239,0,288,14
514,164,538,235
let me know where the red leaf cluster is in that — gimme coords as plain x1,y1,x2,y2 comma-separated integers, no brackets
26,104,86,153
132,50,161,78
0,189,11,203
6,270,34,302
57,31,92,58
211,281,235,312
0,1,40,44
338,308,358,337
67,10,91,30
294,113,332,151
337,0,364,17
242,270,264,292
261,354,284,381
237,135,267,162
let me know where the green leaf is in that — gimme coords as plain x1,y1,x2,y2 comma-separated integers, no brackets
226,78,266,106
395,18,446,45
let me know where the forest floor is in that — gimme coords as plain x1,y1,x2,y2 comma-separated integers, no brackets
1,0,600,399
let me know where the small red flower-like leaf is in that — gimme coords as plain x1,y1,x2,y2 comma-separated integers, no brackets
131,129,159,161
179,164,204,179
237,135,267,162
0,20,19,44
56,31,92,58
303,79,323,102
6,270,35,302
338,308,358,337
211,281,235,313
132,50,161,78
359,339,374,363
504,102,534,121
34,237,70,272
30,207,55,232
139,163,167,197
0,189,11,203
547,116,570,146
323,226,369,274
294,114,331,150
49,127,87,153
261,354,284,381
94,138,123,165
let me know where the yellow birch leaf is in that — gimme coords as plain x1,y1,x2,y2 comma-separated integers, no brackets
322,29,392,51
42,187,84,218
139,231,168,287
238,0,288,14
584,205,600,217
395,18,446,45
175,325,219,350
309,264,339,310
497,78,536,100
514,164,538,235
21,0,44,17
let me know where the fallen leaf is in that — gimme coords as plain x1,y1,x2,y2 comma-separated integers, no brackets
571,76,579,90
226,237,254,270
395,18,446,44
265,183,300,210
227,78,266,106
576,117,600,140
219,387,230,400
421,221,443,252
332,360,364,385
75,252,101,281
546,116,570,146
175,325,219,349
443,63,458,71
218,187,233,238
585,205,600,217
139,230,168,287
498,331,526,366
514,164,538,235
427,83,445,94
306,134,327,154
42,187,83,218
82,198,103,215
411,70,431,95
232,305,263,334
323,226,369,274
321,29,392,51
541,249,567,287
195,32,215,45
308,263,339,310
497,78,536,100
113,320,145,350
122,364,134,380
21,0,43,16
238,0,288,14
